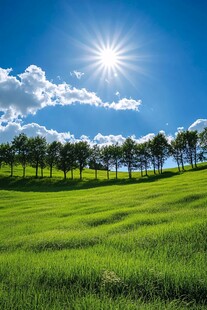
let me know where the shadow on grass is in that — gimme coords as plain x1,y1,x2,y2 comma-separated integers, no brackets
0,170,181,192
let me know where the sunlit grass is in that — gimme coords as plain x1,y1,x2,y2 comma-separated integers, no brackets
0,165,207,309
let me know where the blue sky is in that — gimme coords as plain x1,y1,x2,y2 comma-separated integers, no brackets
0,0,207,151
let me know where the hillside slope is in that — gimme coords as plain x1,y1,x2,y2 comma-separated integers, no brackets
0,167,207,309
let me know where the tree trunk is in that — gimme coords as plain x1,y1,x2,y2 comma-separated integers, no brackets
180,154,185,171
35,163,38,178
115,163,118,179
128,168,132,179
107,169,109,180
50,165,52,178
80,168,82,180
10,163,13,177
177,160,180,172
23,165,26,178
145,163,148,176
64,171,67,180
95,169,97,180
71,169,74,180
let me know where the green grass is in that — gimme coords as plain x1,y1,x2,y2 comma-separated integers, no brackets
0,165,207,309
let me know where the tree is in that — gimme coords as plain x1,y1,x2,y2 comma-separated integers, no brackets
136,142,151,177
57,142,76,180
28,136,47,177
0,144,4,169
100,145,112,180
89,145,101,179
149,133,169,174
75,141,91,180
46,141,61,178
12,133,29,177
185,130,199,168
199,127,207,161
108,144,122,179
170,139,182,172
122,138,137,179
0,143,16,176
173,131,186,171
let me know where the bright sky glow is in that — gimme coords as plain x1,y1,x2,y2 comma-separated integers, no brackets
99,48,118,69
79,31,144,92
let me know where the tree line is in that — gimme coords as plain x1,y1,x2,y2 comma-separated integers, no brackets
0,128,207,180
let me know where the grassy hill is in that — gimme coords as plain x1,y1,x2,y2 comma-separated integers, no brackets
0,165,207,309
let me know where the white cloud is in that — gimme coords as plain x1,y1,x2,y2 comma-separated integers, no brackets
0,122,73,144
115,91,120,97
0,65,142,121
104,98,142,111
188,119,207,132
0,121,172,147
93,133,126,146
70,70,85,79
0,123,129,146
136,133,155,144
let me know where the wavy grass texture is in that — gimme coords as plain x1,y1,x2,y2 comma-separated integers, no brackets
0,166,207,309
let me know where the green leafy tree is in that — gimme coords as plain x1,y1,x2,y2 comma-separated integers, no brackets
136,142,151,177
174,131,186,171
0,144,4,169
46,141,61,178
185,130,199,168
199,127,207,161
100,145,112,180
0,143,16,176
170,139,182,172
89,145,101,179
12,133,29,177
122,138,137,179
75,141,91,180
57,142,76,180
28,136,47,178
149,133,169,174
108,143,122,179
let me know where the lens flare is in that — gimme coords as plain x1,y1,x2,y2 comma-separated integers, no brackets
99,48,118,69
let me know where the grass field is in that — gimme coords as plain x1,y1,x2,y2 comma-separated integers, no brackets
0,165,207,309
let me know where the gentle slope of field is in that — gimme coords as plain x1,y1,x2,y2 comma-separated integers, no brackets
0,166,207,309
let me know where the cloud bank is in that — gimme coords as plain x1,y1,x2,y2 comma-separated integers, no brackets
0,121,157,146
188,119,207,132
0,65,142,122
0,122,73,144
0,119,201,146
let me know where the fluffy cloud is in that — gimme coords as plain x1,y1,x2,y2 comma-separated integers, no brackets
0,121,177,147
0,123,130,146
93,133,126,146
0,122,73,144
188,119,207,132
0,65,142,121
70,70,85,79
104,98,142,111
136,133,155,144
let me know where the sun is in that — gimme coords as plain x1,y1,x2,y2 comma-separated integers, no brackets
99,48,118,69
77,26,147,86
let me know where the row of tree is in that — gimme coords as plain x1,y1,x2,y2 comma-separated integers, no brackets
0,128,207,180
